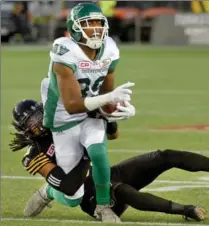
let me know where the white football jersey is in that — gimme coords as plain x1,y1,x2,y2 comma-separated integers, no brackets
42,36,120,131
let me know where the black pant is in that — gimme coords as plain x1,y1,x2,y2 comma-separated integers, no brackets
111,149,209,216
81,149,209,217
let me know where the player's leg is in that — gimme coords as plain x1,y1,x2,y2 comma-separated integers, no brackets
46,184,83,207
24,155,91,217
24,124,85,216
24,183,83,217
111,150,171,190
159,149,209,172
111,149,209,190
112,183,205,221
47,124,84,200
81,118,120,223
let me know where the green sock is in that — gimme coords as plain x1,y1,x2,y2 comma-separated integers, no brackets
46,185,82,207
87,142,110,205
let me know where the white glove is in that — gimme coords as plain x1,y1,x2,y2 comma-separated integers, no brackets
104,101,136,122
108,82,135,104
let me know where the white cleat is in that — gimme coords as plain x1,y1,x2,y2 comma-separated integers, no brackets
94,205,121,223
24,183,52,217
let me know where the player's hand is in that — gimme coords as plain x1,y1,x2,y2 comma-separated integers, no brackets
108,82,135,104
105,101,136,122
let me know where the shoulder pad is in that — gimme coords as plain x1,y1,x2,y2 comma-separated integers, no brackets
104,36,120,61
50,38,78,73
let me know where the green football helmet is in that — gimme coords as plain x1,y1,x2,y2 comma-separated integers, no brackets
66,2,109,49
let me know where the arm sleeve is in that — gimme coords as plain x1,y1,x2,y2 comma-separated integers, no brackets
106,122,118,135
46,157,91,196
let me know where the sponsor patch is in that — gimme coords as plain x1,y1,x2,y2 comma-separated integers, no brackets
47,144,55,157
79,61,91,69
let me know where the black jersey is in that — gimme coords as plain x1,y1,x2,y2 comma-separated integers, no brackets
21,133,56,175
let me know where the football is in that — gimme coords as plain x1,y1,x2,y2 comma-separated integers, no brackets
101,102,125,114
101,104,117,114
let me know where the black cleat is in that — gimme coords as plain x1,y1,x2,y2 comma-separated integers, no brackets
183,205,206,221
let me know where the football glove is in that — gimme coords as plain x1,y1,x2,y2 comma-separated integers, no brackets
103,101,136,122
108,82,135,104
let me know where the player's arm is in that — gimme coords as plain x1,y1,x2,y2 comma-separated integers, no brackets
99,71,114,94
100,71,119,140
40,158,90,196
99,48,120,95
53,63,131,114
53,63,85,114
106,122,119,140
23,144,90,196
100,72,119,139
39,162,56,177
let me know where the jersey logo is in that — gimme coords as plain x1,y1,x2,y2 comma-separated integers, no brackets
51,44,69,56
79,61,91,69
78,59,111,71
47,144,55,157
100,59,111,68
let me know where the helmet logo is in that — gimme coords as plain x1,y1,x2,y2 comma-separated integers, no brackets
72,5,84,20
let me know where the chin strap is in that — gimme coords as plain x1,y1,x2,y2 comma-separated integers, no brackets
77,40,102,50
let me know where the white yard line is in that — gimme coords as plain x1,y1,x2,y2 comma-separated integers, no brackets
1,176,209,185
1,217,209,226
1,176,44,180
199,177,209,181
3,147,209,154
143,185,209,192
108,149,209,154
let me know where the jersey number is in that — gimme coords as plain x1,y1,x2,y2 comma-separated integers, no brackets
52,44,69,56
78,76,105,97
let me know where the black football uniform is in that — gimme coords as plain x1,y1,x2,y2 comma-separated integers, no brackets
80,149,209,218
23,133,209,219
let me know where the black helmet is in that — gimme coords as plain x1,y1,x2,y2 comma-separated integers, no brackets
12,99,47,137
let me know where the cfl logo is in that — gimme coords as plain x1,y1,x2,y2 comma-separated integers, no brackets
79,61,91,69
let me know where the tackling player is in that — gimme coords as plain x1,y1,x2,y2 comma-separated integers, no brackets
10,99,206,222
41,2,135,222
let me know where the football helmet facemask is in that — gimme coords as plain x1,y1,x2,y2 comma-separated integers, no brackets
12,99,47,138
66,2,109,49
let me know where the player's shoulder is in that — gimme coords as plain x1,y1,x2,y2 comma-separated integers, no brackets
104,36,120,59
53,37,74,46
104,37,119,51
51,37,77,55
50,37,78,63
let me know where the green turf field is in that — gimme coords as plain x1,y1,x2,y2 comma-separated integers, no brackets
1,45,209,226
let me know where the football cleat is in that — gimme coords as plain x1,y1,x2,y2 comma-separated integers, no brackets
24,183,52,217
94,204,121,223
183,205,206,221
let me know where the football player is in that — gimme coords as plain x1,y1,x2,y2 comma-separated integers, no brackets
41,2,135,222
11,99,207,222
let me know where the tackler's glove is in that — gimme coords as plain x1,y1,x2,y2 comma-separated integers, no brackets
22,146,52,175
103,101,136,122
